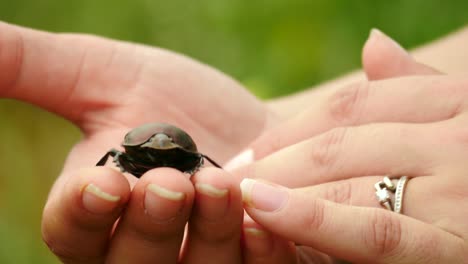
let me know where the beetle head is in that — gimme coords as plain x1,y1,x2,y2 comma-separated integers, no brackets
141,133,179,149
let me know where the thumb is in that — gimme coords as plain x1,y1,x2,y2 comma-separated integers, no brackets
240,178,464,263
362,28,440,80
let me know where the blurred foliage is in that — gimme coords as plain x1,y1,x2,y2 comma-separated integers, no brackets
0,0,466,263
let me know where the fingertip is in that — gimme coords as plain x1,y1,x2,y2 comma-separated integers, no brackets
130,167,195,224
240,178,289,213
363,29,409,80
362,28,439,80
41,167,131,262
193,166,239,191
182,168,244,263
139,167,195,197
77,167,131,212
191,167,243,221
52,167,131,217
105,168,196,263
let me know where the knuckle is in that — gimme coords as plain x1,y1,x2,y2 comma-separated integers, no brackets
309,127,348,173
300,199,326,233
364,210,402,256
327,81,369,125
323,180,353,205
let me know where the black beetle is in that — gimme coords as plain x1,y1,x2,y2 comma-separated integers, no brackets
96,123,222,177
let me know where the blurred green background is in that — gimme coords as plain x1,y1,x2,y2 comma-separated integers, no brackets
0,0,466,263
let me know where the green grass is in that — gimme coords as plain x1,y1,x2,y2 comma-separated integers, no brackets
0,1,466,263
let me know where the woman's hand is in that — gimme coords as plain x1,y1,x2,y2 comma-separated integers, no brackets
225,29,440,169
240,169,468,263
234,32,468,263
0,21,270,263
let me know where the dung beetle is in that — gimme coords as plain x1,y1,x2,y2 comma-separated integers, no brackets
96,123,222,177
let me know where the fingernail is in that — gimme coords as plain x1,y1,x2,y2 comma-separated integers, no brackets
244,227,268,237
240,179,288,212
369,28,410,57
82,183,121,214
195,183,228,198
194,183,229,220
243,215,273,255
224,149,254,171
145,184,185,220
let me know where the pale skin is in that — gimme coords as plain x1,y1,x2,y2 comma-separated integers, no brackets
1,20,467,263
234,29,468,263
0,21,268,263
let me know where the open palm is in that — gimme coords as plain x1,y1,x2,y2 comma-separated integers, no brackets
0,22,270,263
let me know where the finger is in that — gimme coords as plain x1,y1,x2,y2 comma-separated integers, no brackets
106,168,194,264
41,167,130,263
297,176,382,208
0,21,136,122
182,168,243,264
241,122,443,187
243,74,464,161
362,29,440,80
241,179,466,263
242,215,297,264
297,176,418,216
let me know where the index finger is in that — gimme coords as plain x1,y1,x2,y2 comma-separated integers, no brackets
236,74,460,166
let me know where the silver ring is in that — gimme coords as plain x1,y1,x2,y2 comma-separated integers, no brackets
374,177,393,211
374,176,409,213
393,176,408,214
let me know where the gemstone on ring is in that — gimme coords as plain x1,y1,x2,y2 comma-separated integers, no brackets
375,187,393,210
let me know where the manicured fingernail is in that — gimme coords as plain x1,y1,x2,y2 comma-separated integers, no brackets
195,183,228,198
82,183,121,214
145,184,185,220
224,149,254,171
240,179,288,212
369,28,409,57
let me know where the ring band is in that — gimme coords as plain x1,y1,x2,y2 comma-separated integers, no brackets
375,176,409,213
393,176,408,214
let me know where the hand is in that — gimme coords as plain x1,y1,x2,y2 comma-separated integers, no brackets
235,32,468,263
226,29,439,169
0,21,270,263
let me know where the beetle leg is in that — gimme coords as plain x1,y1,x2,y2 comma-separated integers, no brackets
95,149,121,166
201,154,222,169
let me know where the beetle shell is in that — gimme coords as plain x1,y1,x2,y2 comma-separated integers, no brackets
123,123,197,152
96,122,221,177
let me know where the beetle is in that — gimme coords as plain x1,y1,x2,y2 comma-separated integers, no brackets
96,123,222,177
